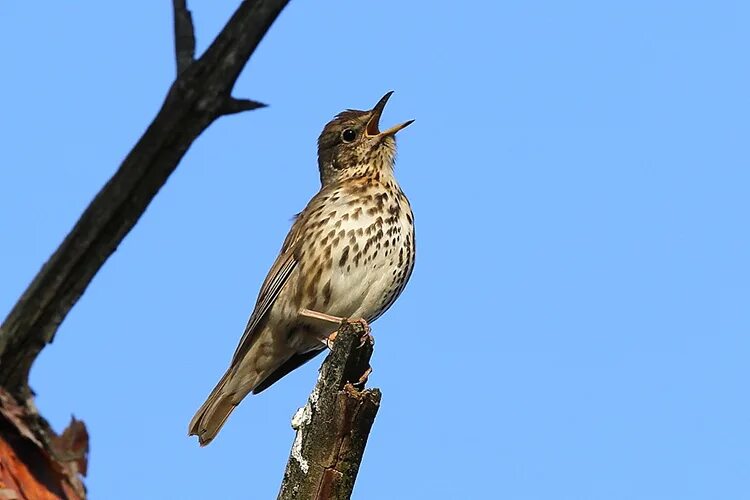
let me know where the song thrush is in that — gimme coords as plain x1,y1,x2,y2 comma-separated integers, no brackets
189,92,416,446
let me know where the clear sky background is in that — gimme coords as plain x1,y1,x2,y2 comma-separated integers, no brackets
1,1,749,499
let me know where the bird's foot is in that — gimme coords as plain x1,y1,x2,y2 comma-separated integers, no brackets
325,330,338,350
346,318,373,348
299,308,374,348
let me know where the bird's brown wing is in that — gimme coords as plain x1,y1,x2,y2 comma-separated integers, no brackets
227,185,339,366
252,348,324,394
230,220,303,366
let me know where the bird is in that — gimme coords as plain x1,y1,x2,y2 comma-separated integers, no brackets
188,92,416,446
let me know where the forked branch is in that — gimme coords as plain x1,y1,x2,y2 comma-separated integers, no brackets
0,0,290,400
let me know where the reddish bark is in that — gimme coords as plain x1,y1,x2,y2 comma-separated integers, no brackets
0,389,87,499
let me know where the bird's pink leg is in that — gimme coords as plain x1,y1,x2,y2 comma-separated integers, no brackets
298,308,374,348
298,308,345,324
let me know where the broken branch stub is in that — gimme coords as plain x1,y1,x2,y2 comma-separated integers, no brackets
278,323,381,500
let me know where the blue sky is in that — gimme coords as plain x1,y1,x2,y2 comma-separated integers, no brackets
1,1,749,498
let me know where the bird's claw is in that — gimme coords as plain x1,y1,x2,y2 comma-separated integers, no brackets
352,365,373,390
319,315,373,350
325,330,338,350
357,331,374,349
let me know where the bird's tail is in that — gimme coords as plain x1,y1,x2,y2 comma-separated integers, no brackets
189,327,299,446
188,369,240,446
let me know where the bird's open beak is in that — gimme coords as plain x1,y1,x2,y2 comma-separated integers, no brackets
366,91,415,138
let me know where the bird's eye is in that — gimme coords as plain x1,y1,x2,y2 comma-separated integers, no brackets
341,129,357,143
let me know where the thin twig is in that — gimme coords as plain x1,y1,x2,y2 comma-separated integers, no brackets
221,97,267,116
173,0,196,75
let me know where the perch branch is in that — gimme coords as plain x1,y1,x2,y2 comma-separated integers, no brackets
278,323,381,500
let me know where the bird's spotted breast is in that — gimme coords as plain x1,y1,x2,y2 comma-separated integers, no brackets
296,178,414,324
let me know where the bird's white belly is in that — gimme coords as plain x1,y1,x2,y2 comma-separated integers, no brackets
327,246,400,321
323,209,412,323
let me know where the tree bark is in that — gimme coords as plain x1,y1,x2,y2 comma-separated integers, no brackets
0,1,290,498
278,323,381,500
0,391,87,499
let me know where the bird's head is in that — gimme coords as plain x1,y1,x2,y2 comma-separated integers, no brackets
317,91,413,186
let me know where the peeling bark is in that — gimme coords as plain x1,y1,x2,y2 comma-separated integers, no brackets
278,323,381,500
0,389,87,499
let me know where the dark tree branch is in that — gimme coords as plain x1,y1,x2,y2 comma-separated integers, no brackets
172,0,196,75
0,1,295,497
0,0,291,401
278,323,381,500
